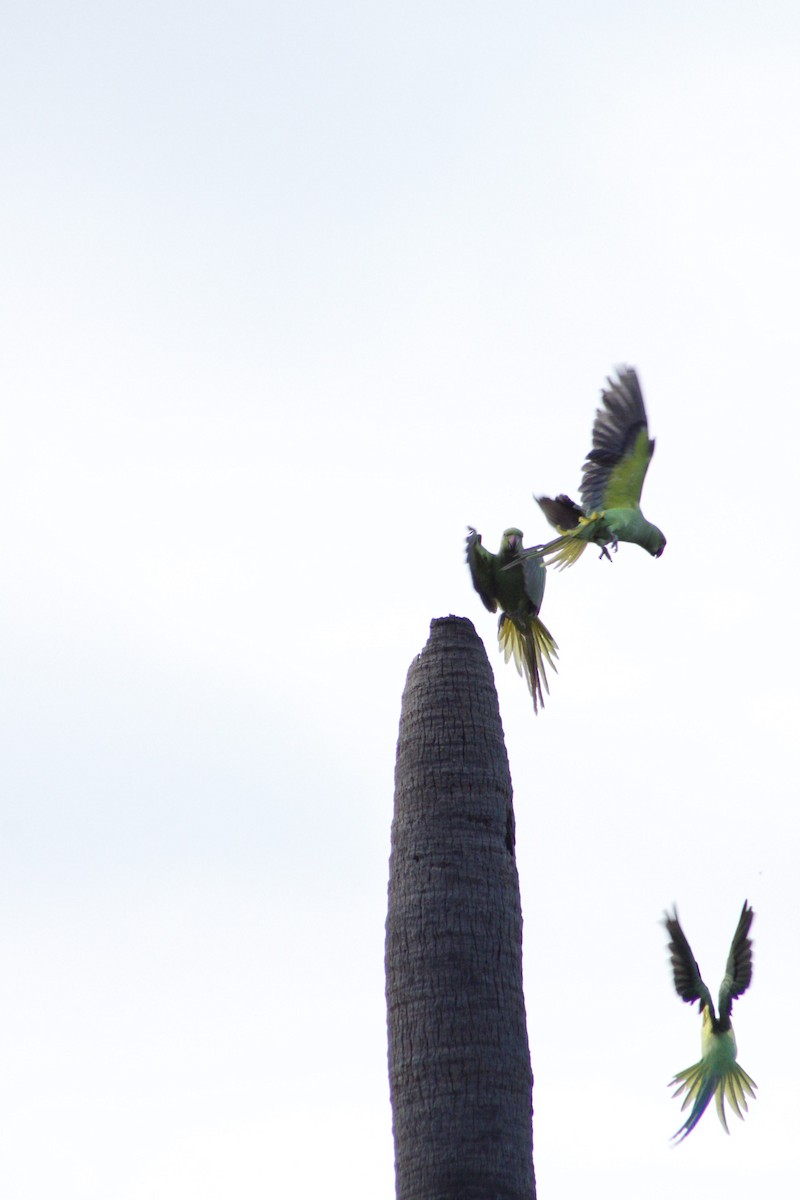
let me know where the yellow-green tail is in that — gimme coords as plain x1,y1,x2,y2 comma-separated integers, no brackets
540,534,589,570
498,613,558,714
540,512,606,570
714,1061,757,1132
670,1058,757,1141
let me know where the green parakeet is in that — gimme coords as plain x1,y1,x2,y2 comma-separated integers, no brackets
466,526,558,713
533,366,666,569
664,901,757,1143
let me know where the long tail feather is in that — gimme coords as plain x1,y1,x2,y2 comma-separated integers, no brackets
534,512,607,570
722,1062,757,1123
670,1061,716,1142
539,533,589,571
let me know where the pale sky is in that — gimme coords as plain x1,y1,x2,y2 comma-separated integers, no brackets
2,3,799,1197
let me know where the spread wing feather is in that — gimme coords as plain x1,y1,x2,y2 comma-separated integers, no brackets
580,367,655,513
718,901,755,1022
465,527,498,613
664,908,715,1017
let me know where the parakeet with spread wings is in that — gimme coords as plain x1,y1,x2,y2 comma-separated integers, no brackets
532,366,666,569
664,901,757,1143
466,527,558,713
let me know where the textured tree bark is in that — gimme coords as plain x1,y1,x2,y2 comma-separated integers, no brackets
386,616,535,1200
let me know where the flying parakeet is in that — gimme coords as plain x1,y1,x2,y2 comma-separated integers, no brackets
466,527,558,713
664,901,757,1143
532,366,666,569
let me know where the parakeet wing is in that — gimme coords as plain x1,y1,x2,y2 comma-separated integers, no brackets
536,493,584,532
718,901,754,1021
664,909,715,1015
465,527,498,613
520,550,546,612
580,367,655,513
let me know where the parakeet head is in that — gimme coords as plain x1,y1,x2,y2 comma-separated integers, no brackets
646,526,667,557
500,528,523,554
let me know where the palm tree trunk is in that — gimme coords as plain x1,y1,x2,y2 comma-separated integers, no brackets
386,616,535,1200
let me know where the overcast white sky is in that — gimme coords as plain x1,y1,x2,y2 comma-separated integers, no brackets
2,2,799,1197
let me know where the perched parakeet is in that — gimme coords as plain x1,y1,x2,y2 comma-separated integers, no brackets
664,901,757,1143
466,527,558,713
532,366,666,569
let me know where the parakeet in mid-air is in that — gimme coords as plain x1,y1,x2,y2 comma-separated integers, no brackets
533,366,666,569
466,527,558,713
664,901,757,1143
